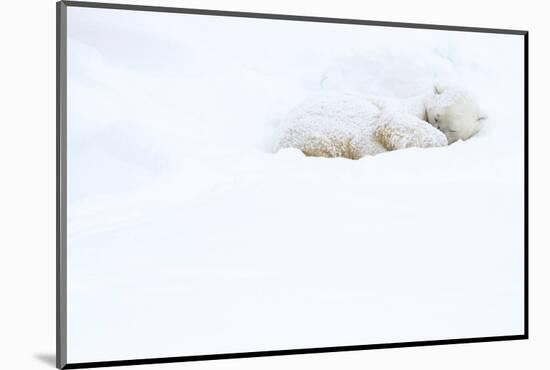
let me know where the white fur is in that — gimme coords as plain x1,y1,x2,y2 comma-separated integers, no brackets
426,83,486,144
274,85,484,159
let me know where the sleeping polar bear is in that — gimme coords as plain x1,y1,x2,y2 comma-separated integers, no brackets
274,84,486,159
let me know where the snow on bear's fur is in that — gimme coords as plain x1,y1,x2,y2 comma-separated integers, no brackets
274,84,485,159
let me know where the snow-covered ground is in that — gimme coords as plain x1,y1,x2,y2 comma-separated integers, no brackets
66,6,525,363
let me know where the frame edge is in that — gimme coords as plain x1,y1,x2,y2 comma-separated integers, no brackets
57,1,68,369
63,335,528,369
62,0,527,35
523,31,529,339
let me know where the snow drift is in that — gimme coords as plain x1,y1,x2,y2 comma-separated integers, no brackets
66,7,525,363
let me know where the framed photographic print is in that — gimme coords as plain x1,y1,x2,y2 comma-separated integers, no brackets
57,1,528,368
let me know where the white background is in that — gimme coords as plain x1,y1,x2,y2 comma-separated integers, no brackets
0,0,547,369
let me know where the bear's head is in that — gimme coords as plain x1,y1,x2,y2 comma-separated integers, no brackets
425,84,487,144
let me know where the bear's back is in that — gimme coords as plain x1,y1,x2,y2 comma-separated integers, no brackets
274,93,385,158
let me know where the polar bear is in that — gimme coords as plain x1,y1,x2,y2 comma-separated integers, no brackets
425,84,486,144
273,84,485,159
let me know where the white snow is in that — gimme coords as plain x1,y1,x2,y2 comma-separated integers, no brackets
66,6,525,363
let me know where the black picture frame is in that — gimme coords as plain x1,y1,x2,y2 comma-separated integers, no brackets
56,1,529,368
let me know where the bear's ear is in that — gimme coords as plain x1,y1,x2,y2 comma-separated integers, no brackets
434,83,446,95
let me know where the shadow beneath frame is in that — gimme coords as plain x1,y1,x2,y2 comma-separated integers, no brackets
34,353,56,367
